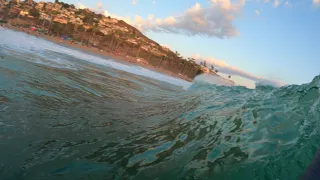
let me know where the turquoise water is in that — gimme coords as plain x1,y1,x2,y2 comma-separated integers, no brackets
0,28,320,180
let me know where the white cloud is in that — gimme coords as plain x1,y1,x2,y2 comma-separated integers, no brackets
313,0,320,6
77,1,244,38
193,55,285,87
148,14,154,21
104,10,132,24
97,2,103,9
77,3,87,9
264,0,270,3
155,18,163,25
143,1,245,38
273,0,280,7
254,10,260,16
211,0,232,10
163,16,176,25
132,0,137,5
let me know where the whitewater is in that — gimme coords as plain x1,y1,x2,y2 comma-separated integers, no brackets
0,28,320,180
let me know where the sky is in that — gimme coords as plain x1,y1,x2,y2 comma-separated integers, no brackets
56,0,320,88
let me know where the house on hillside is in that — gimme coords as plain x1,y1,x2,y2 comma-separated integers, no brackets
53,16,67,24
126,39,138,45
45,2,53,11
19,10,29,17
52,3,62,11
0,0,6,7
200,67,210,74
40,12,51,20
9,7,21,16
100,27,112,35
162,46,169,52
69,16,83,26
36,2,45,10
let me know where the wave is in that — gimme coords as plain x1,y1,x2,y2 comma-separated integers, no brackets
1,28,320,179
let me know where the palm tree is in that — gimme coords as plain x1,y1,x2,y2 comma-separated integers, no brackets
210,65,214,71
88,23,99,44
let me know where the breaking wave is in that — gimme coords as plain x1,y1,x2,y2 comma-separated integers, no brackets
0,28,320,180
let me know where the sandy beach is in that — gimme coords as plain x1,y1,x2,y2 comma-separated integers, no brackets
2,24,193,82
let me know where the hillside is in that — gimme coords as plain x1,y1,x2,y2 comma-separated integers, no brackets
0,0,210,79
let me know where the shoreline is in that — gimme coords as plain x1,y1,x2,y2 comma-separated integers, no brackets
2,24,194,82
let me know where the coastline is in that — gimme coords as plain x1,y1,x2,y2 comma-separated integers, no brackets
2,24,194,82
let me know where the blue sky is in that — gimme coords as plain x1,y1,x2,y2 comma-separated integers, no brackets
60,0,320,87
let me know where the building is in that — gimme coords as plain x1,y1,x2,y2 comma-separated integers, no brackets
39,12,50,20
36,2,45,10
45,2,53,11
52,3,62,11
53,16,67,24
19,10,29,16
201,67,210,74
10,7,21,15
162,46,169,52
100,28,112,35
126,39,138,45
0,0,6,7
69,17,83,26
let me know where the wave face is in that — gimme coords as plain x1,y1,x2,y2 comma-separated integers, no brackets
1,28,320,180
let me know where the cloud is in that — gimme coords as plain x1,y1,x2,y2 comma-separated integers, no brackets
254,10,260,16
264,0,270,3
193,55,285,87
97,2,103,9
132,0,137,5
141,1,245,38
152,1,156,4
77,3,87,9
273,0,280,7
155,18,163,25
104,10,132,24
148,14,154,21
313,0,320,6
163,16,176,25
284,1,293,8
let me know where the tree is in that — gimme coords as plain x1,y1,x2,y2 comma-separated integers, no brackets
215,69,219,73
210,65,214,71
228,75,231,79
203,61,207,67
83,14,94,25
175,51,181,58
55,0,59,3
29,8,40,18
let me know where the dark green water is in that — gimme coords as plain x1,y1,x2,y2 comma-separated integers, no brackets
1,28,320,180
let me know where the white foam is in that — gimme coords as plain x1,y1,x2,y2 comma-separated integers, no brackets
0,28,190,88
193,74,235,87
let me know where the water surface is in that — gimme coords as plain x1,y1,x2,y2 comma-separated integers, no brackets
1,28,320,180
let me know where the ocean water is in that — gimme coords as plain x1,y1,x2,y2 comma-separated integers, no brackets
0,28,320,180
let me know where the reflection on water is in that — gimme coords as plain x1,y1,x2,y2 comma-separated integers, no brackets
1,29,320,180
